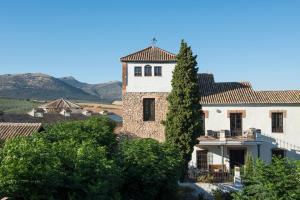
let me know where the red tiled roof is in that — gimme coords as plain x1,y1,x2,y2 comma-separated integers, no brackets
257,90,300,104
199,73,300,105
120,46,176,62
0,123,43,140
39,98,81,110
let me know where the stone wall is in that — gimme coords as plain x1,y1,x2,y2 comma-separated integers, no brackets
122,92,169,142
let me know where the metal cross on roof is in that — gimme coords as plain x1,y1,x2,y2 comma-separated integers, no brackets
151,37,157,47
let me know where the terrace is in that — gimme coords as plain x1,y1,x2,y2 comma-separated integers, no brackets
198,128,262,146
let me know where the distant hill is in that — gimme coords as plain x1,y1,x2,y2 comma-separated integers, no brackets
59,76,122,100
0,73,122,101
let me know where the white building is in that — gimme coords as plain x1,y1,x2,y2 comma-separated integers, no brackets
190,73,300,171
121,45,300,172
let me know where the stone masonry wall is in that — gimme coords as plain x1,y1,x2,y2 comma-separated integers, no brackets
122,92,169,142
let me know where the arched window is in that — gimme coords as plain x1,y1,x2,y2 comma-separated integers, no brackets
144,65,152,76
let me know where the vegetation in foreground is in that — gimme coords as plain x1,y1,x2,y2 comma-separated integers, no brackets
0,117,183,200
233,156,300,200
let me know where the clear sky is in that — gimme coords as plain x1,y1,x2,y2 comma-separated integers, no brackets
0,0,299,90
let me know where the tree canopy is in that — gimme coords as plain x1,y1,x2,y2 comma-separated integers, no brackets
233,157,300,200
118,138,183,200
0,117,121,199
164,40,202,177
0,117,183,200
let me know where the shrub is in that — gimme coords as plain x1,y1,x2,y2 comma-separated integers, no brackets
118,138,183,200
212,189,233,200
233,158,300,200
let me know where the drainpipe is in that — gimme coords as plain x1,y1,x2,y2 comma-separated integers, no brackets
257,144,261,159
221,145,225,172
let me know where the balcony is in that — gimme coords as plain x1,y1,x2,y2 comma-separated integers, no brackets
198,128,262,146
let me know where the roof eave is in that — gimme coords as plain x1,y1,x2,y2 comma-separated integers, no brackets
201,103,300,106
120,59,177,63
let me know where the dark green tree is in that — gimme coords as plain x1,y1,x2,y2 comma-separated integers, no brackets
118,138,183,200
233,158,300,200
164,40,202,176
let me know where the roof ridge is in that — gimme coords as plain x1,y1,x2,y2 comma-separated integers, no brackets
0,122,42,126
257,90,300,92
120,46,176,62
152,46,176,56
120,46,153,60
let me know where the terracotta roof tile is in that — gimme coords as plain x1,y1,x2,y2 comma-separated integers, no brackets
120,46,176,62
0,123,42,140
39,98,81,110
199,73,300,105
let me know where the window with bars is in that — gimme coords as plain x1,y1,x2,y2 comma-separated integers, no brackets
143,98,155,121
154,66,162,76
144,65,152,76
134,67,142,76
272,112,283,133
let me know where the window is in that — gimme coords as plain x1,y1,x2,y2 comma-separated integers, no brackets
143,98,155,121
196,150,208,171
154,66,162,76
134,67,142,76
272,112,283,133
144,65,152,76
230,113,243,136
272,149,285,158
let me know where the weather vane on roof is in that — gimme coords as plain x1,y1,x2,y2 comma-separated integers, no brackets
151,37,157,47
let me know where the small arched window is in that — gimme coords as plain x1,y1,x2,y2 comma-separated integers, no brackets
144,65,152,76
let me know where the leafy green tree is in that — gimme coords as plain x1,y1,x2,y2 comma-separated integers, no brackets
0,136,62,199
164,40,202,176
233,158,300,200
0,117,121,200
43,116,117,151
118,138,183,200
0,117,185,199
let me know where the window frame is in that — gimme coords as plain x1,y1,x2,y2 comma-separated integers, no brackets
271,112,284,133
143,98,155,121
144,65,152,77
134,66,142,77
154,66,162,76
230,113,243,136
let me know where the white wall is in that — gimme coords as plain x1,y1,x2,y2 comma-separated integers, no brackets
126,62,175,92
202,105,300,148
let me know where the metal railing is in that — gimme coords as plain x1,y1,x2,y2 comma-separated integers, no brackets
206,129,255,139
257,133,300,151
188,169,234,183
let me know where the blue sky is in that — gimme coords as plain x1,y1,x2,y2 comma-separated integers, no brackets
0,0,299,90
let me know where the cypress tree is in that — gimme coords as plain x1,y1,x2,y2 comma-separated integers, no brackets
164,40,202,178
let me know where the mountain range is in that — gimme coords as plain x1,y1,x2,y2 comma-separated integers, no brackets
0,73,122,102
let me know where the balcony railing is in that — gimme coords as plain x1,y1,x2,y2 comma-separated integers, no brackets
204,129,258,141
188,168,234,183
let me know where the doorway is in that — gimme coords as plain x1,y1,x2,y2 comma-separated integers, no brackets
229,149,245,169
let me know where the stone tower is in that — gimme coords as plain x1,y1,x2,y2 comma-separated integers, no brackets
120,46,176,141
